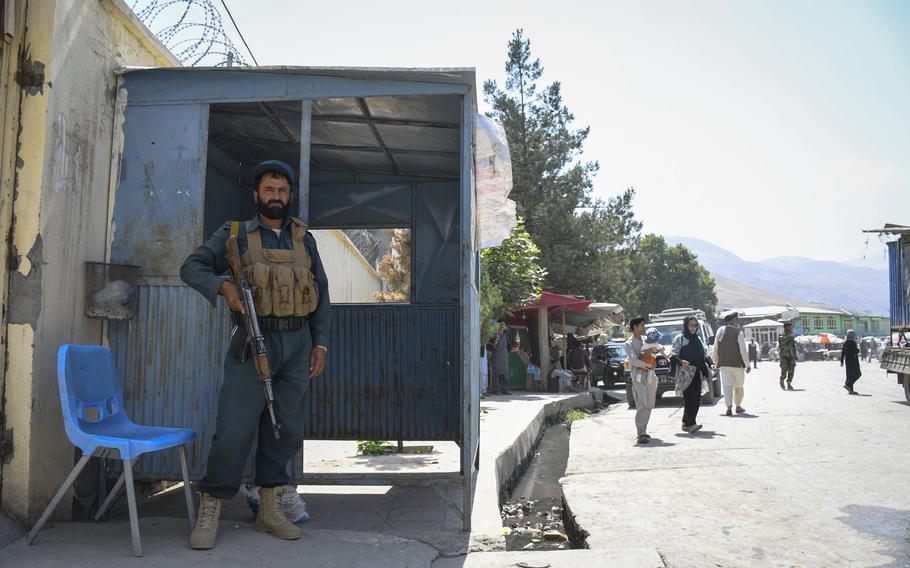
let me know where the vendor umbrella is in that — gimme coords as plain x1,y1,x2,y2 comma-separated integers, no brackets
818,333,837,345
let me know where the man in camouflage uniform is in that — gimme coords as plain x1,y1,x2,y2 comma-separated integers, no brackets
778,322,797,390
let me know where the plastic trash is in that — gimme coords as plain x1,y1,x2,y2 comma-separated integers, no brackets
91,280,132,306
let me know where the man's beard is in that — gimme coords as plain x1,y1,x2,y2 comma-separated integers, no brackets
258,199,290,220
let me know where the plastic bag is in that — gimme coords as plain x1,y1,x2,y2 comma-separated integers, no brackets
91,279,132,306
674,364,697,396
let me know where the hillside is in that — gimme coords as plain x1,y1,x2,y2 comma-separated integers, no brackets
667,237,889,314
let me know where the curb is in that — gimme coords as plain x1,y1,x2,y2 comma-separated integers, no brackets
468,389,600,551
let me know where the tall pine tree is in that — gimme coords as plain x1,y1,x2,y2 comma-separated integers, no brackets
484,29,641,307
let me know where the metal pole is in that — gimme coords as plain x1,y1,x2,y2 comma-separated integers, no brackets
537,307,549,390
298,100,312,222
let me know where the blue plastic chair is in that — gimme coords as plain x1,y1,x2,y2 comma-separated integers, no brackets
27,345,197,556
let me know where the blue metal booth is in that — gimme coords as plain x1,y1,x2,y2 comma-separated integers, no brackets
105,67,481,528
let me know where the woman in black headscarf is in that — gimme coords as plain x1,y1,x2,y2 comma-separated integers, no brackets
670,315,716,432
841,329,862,394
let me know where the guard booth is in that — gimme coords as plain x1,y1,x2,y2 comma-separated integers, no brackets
104,67,480,528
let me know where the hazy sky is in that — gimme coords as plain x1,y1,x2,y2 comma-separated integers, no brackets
220,0,909,266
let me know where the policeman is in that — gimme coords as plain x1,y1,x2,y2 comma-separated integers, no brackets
180,160,331,550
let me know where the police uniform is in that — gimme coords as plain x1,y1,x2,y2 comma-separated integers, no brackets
180,167,331,501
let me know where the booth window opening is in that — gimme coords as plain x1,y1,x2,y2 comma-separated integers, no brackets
310,227,411,304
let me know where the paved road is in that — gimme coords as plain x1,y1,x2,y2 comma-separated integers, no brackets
564,359,910,568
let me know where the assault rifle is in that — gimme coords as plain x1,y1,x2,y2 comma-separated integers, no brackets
225,234,282,439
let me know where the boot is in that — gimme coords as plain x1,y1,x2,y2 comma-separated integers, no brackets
256,487,302,540
787,382,794,391
190,492,222,550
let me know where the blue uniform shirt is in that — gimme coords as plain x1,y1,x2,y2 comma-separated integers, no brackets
179,215,332,349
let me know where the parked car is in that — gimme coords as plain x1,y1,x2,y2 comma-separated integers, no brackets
625,308,721,408
590,342,627,388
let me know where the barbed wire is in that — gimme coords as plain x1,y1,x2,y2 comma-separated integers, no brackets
131,0,255,67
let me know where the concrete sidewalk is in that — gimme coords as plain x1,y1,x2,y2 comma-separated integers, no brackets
1,391,604,567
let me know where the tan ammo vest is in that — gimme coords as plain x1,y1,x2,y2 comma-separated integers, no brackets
231,217,319,317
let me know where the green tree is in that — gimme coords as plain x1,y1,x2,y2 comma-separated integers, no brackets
482,222,546,305
480,222,546,337
480,257,505,339
629,234,717,319
484,30,641,305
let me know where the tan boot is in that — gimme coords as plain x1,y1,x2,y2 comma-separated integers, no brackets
256,486,302,540
190,492,222,550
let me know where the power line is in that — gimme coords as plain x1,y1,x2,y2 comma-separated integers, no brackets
219,0,258,66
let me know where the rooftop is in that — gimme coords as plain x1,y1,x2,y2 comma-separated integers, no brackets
744,319,785,328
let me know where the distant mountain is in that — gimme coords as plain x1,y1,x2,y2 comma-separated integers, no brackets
666,237,889,315
710,274,814,309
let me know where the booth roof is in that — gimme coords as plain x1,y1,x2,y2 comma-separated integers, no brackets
118,65,477,83
862,223,910,236
117,66,477,179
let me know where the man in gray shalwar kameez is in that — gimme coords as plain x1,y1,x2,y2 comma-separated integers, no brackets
487,321,513,395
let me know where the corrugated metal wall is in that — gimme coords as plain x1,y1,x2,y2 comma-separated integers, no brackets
110,290,460,479
109,285,229,480
306,306,460,440
889,240,910,330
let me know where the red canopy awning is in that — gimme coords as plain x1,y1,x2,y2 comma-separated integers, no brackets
516,292,591,314
504,292,592,326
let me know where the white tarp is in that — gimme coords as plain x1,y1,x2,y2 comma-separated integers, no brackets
551,302,625,336
474,114,517,250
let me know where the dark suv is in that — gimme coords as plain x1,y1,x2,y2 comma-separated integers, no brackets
590,342,628,388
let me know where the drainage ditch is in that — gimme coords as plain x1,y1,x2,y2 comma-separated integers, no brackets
499,397,610,551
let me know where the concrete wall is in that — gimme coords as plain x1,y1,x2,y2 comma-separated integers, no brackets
311,230,383,303
0,0,177,523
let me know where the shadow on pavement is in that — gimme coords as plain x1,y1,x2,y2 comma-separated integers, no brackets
634,438,675,447
675,430,725,439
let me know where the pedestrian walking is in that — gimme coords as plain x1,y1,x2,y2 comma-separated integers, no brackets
778,322,797,390
748,339,759,369
624,317,657,444
712,312,751,416
180,160,332,550
859,339,869,363
486,321,513,395
841,330,862,394
670,315,716,433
